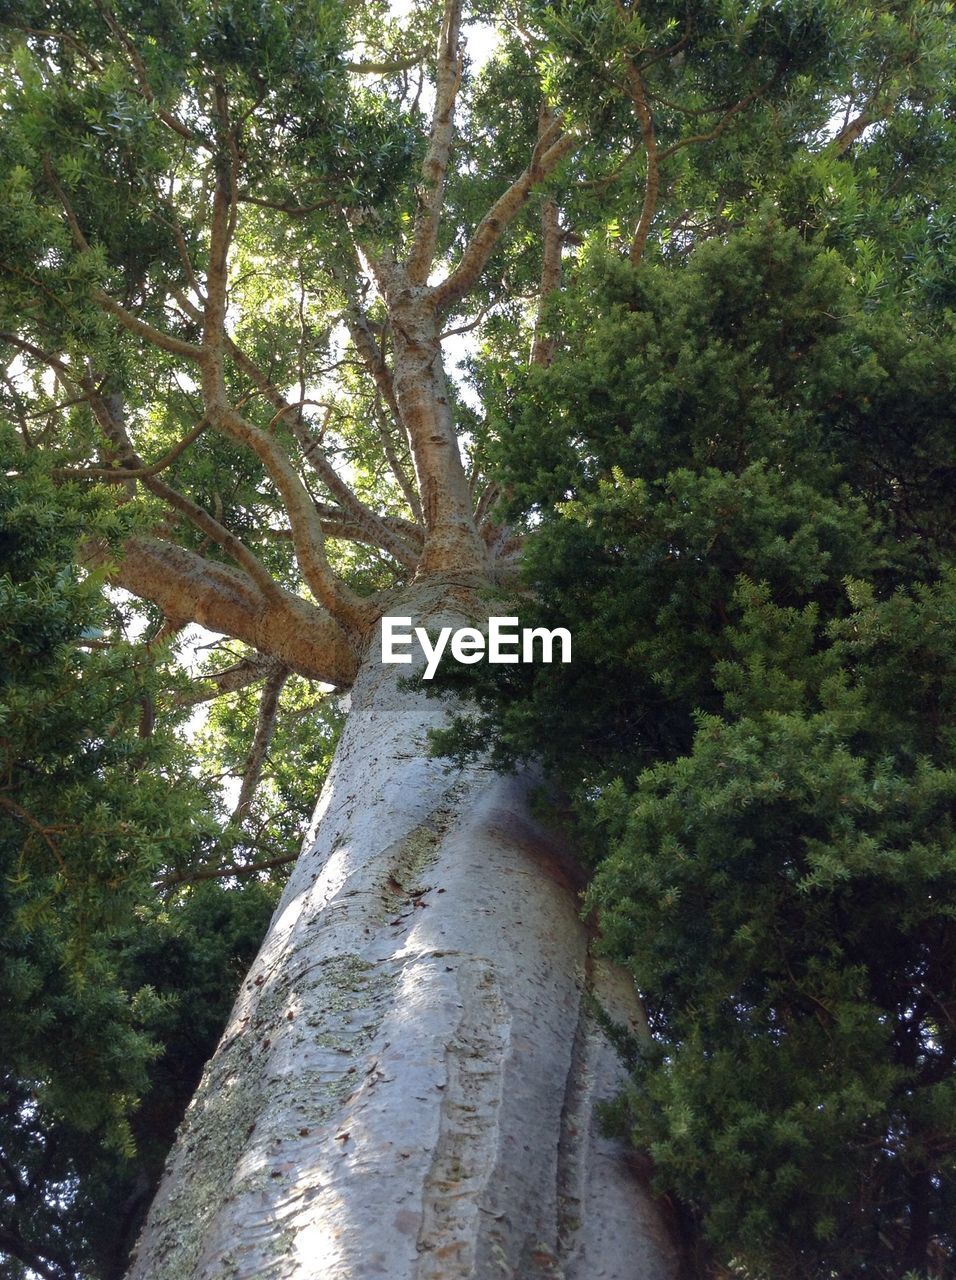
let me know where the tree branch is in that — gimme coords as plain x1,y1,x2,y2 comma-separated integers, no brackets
152,202,205,301
157,848,299,889
204,385,370,625
200,155,369,627
0,1226,75,1280
656,78,777,163
0,795,66,871
176,653,287,706
829,69,895,156
345,51,427,75
53,413,209,480
103,537,360,687
271,503,424,554
623,60,661,266
92,0,205,144
230,666,288,826
237,192,337,216
224,339,419,572
372,398,424,523
530,197,562,366
473,480,500,527
270,401,421,570
42,156,205,359
342,309,393,411
94,291,205,360
831,110,878,155
406,0,465,284
203,153,233,345
0,333,75,385
7,25,103,71
85,385,287,606
432,111,577,313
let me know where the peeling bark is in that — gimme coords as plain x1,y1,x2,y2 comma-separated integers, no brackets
125,589,678,1280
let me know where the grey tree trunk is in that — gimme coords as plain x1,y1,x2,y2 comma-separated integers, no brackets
125,594,678,1280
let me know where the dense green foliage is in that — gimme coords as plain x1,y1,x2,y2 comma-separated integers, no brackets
596,576,956,1278
0,451,334,1279
436,222,956,1277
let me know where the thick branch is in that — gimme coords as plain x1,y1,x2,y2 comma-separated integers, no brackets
0,334,74,384
104,537,360,687
624,61,660,266
343,307,403,427
7,25,103,72
830,73,894,156
85,385,286,605
272,503,424,553
345,51,427,75
148,474,288,602
406,0,464,284
831,110,877,155
385,292,485,570
473,480,500,528
204,384,369,625
0,1228,73,1280
94,291,205,360
276,403,421,570
204,159,233,345
200,159,368,627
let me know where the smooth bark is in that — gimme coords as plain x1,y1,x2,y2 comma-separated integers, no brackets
125,588,678,1280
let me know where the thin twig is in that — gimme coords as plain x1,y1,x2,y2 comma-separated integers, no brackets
229,666,289,827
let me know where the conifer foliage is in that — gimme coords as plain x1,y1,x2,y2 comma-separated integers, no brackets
442,224,956,1276
0,453,285,1279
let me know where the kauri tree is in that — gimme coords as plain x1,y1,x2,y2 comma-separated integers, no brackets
0,1,952,1277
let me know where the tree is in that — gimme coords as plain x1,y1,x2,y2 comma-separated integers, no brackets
0,1,951,1276
434,221,956,1275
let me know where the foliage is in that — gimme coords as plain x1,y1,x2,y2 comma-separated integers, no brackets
0,448,288,1280
435,222,956,1277
595,577,956,1278
193,666,342,847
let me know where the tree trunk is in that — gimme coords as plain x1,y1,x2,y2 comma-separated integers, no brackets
125,587,679,1280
